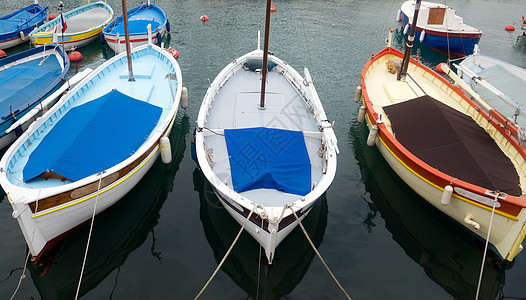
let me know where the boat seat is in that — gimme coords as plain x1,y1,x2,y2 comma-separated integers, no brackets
383,81,419,104
119,63,155,80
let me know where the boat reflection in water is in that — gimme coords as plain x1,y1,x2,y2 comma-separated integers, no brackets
193,168,328,299
353,124,509,300
27,114,190,299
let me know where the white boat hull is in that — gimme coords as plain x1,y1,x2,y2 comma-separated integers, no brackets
104,27,166,54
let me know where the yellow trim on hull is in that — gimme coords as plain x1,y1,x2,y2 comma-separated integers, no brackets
507,222,526,261
366,115,520,221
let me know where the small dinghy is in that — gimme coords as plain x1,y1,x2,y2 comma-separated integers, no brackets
0,34,183,261
0,1,48,49
102,0,169,54
360,0,526,262
398,0,482,56
195,1,338,263
28,1,114,50
0,43,69,149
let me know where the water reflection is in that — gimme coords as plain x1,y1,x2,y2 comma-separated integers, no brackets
352,123,509,300
27,114,190,299
193,167,328,300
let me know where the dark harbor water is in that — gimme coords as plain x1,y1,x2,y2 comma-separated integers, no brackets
1,0,526,299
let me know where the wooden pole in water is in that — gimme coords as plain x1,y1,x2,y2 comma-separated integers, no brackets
397,0,421,81
121,0,134,81
259,0,272,109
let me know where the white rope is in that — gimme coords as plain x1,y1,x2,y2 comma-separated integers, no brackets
75,172,104,300
289,205,352,300
10,188,41,300
475,192,499,300
1,168,33,189
195,206,256,299
256,217,264,300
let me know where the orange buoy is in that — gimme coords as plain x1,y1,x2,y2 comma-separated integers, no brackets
200,15,209,22
436,63,447,73
270,5,276,12
505,25,515,31
0,49,6,59
168,47,179,59
48,13,57,20
68,51,83,62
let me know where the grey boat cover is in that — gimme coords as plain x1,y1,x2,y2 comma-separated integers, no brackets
383,95,521,196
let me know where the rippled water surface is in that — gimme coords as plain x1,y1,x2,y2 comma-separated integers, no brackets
1,0,526,299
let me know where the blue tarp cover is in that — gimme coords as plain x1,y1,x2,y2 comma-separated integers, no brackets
107,20,160,35
23,90,162,181
0,58,61,116
224,127,311,196
0,10,34,32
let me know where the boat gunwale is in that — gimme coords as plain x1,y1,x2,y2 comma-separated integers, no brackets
0,3,48,41
360,46,526,213
0,43,182,207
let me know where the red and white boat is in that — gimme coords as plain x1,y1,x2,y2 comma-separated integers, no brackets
358,1,526,262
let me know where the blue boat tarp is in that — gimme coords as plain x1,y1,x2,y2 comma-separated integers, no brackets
224,127,311,196
0,58,62,118
107,20,160,35
0,6,43,33
23,90,162,182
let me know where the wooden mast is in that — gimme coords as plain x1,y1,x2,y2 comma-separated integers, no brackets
121,0,134,81
259,0,272,109
397,0,421,81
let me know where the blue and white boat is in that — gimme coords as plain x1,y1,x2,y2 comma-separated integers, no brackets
0,43,69,149
0,1,48,49
397,0,482,57
102,0,169,54
0,38,183,261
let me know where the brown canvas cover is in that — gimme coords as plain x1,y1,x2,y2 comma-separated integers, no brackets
427,7,445,25
383,95,521,196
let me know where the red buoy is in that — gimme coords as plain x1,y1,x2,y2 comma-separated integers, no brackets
505,24,516,31
0,49,6,59
68,51,83,62
48,13,57,20
436,63,447,73
168,47,179,59
200,15,209,22
270,5,277,12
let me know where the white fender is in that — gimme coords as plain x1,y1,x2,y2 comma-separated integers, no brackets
181,87,188,109
419,30,426,42
160,136,172,164
404,24,409,35
366,125,378,147
357,105,366,123
440,185,453,206
354,86,362,103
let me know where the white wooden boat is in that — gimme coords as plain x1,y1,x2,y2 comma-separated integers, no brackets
457,47,526,127
359,0,526,262
195,8,338,262
102,0,168,54
28,1,114,50
0,38,182,261
398,0,482,56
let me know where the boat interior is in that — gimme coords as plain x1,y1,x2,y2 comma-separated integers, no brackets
45,6,111,34
364,52,526,196
202,60,324,206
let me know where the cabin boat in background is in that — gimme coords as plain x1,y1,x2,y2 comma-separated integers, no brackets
0,43,69,149
0,38,183,261
28,1,113,50
397,0,482,56
360,0,526,262
102,0,169,54
457,46,526,128
0,1,48,49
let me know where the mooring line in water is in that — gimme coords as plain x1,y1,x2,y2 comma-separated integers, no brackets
289,205,352,300
475,192,499,300
256,217,264,300
10,188,41,300
75,172,105,300
195,206,256,299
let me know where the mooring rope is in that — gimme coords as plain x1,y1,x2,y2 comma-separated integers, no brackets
256,217,264,300
75,172,105,300
10,188,41,300
289,205,352,300
475,192,499,300
195,206,256,299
